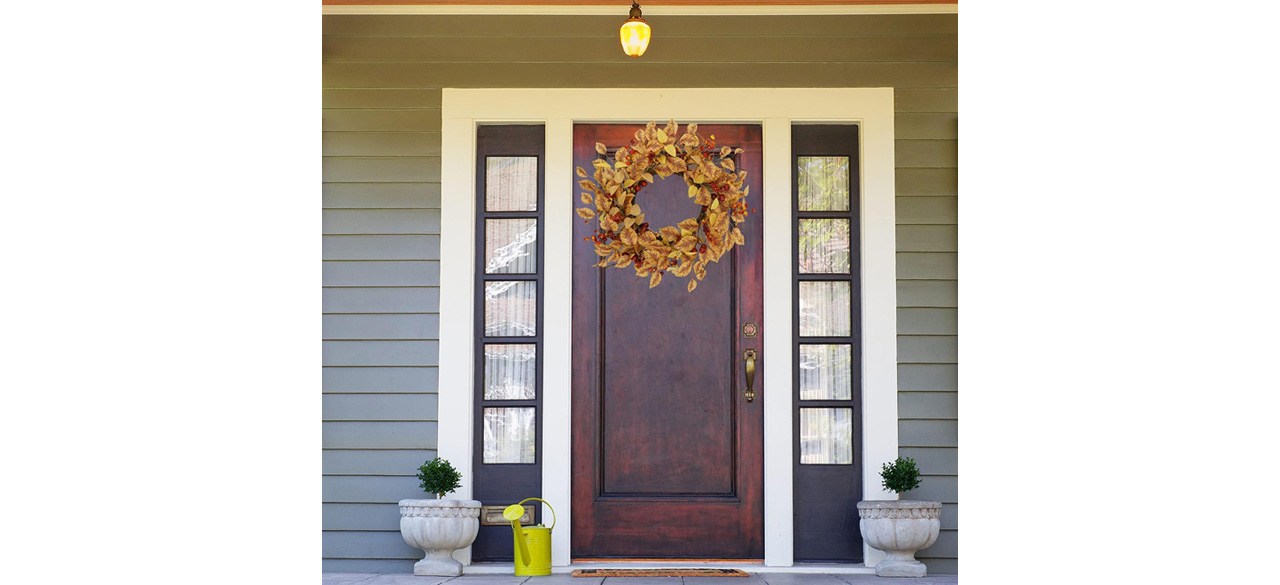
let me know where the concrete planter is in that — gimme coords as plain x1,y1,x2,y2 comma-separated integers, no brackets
856,500,941,577
398,498,482,576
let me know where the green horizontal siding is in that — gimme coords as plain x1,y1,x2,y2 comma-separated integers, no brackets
322,340,440,366
898,308,957,334
898,364,957,391
322,393,439,421
323,422,439,450
897,168,957,196
898,392,958,419
324,475,430,503
323,531,419,559
322,183,441,208
897,225,957,252
323,109,442,132
322,260,440,287
323,450,438,476
323,131,444,157
322,367,438,393
323,210,441,234
325,61,957,89
322,235,442,260
325,35,957,63
322,14,960,36
323,314,440,340
323,503,405,531
895,88,958,113
897,281,957,308
899,447,958,475
323,287,440,314
323,157,440,182
897,196,957,224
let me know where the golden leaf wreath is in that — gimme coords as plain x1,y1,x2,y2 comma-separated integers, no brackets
575,120,750,292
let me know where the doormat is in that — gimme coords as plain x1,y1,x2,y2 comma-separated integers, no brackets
572,569,750,577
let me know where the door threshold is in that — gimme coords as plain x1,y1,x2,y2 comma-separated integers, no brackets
464,561,874,575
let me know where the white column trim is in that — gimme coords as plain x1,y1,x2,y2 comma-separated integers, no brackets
439,88,897,568
542,119,574,567
760,118,793,567
854,94,899,565
437,115,477,565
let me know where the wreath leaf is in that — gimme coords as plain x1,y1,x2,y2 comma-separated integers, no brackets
578,121,752,293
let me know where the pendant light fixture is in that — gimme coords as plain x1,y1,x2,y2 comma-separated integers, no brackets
620,1,651,57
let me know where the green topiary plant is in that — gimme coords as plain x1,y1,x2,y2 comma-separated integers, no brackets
880,456,922,496
417,457,463,499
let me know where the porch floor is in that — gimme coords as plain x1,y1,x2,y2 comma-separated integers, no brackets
322,571,958,585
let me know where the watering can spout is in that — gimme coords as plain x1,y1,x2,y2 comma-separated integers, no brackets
504,497,556,576
502,503,532,567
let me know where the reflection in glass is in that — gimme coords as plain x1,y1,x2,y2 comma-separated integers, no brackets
798,281,851,337
799,344,852,400
798,218,851,274
485,219,538,274
797,156,850,211
483,407,536,464
799,408,853,464
485,156,538,211
484,344,536,400
485,281,536,337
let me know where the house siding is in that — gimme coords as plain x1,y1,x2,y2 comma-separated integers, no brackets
322,13,957,574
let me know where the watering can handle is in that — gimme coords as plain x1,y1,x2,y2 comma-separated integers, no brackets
516,497,557,531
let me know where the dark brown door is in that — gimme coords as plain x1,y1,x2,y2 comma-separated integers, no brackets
571,123,764,559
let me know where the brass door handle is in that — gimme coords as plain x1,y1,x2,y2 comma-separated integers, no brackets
744,349,757,402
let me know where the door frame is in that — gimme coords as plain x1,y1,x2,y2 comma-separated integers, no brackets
438,88,899,568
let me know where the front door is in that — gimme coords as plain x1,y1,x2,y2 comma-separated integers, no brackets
570,123,764,559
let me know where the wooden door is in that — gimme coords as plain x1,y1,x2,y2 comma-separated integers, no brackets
571,124,764,559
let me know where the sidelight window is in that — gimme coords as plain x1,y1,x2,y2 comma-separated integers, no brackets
792,125,863,562
471,127,545,561
794,146,860,467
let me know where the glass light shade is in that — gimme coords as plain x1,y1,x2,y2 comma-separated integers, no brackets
620,19,651,57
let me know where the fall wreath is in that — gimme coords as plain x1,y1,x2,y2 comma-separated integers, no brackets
576,120,750,292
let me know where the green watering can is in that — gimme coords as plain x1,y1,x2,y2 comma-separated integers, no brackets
502,497,557,576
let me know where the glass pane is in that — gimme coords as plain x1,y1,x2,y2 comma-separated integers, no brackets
797,156,850,211
799,408,853,464
483,344,536,400
799,344,852,400
798,218,851,274
485,281,536,337
798,281,851,337
483,407,536,464
485,156,538,211
485,219,538,274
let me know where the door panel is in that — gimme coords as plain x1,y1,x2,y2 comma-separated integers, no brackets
571,123,764,558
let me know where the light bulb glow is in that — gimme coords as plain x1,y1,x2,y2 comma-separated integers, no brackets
620,19,651,57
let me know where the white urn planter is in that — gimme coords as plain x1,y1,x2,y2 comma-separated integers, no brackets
857,500,941,577
398,498,482,576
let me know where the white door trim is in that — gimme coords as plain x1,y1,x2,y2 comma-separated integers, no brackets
438,88,898,567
